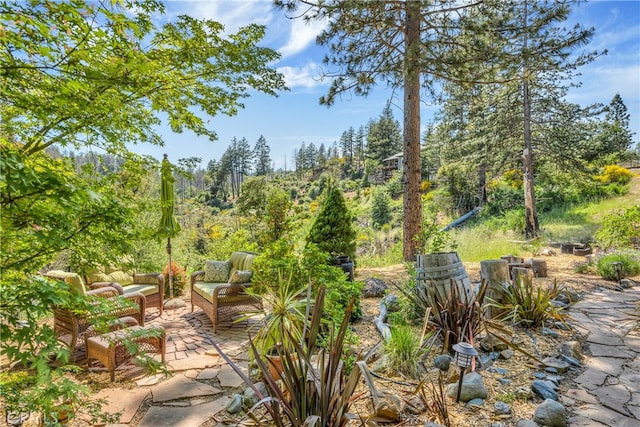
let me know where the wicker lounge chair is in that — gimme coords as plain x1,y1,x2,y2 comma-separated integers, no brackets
45,271,146,357
190,251,262,333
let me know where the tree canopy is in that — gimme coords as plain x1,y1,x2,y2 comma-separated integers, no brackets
1,0,286,156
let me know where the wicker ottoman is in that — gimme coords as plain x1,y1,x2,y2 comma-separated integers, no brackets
85,320,165,381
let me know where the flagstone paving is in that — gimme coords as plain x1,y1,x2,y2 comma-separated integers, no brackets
82,286,639,426
564,286,640,426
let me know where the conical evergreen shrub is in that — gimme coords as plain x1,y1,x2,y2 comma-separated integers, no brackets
307,187,356,261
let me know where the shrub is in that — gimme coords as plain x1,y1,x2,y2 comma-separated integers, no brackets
371,188,392,229
162,260,187,298
416,213,457,254
494,278,566,328
596,250,640,281
382,324,430,378
595,165,632,185
408,277,488,352
595,206,640,250
210,286,370,427
306,187,356,260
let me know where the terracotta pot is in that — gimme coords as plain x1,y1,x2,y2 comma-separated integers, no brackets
265,353,298,380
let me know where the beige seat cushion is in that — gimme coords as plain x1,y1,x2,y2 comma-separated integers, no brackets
193,282,220,304
122,283,158,297
45,270,86,294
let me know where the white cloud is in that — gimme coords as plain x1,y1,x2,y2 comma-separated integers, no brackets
278,16,328,58
171,0,274,33
278,62,328,88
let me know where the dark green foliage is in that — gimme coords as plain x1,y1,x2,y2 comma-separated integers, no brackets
596,250,640,281
251,241,362,331
371,188,392,229
366,102,403,163
306,187,356,260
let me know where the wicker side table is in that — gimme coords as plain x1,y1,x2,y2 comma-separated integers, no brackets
85,321,165,381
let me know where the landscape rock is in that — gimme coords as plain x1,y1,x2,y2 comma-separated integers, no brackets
243,382,268,407
363,278,388,298
446,372,488,402
560,355,581,367
541,327,559,337
560,341,583,361
494,401,512,415
467,398,484,407
226,394,243,414
533,399,566,427
404,395,427,414
542,357,570,373
532,380,558,401
481,335,508,352
499,349,513,360
516,420,540,427
373,391,403,421
434,354,452,372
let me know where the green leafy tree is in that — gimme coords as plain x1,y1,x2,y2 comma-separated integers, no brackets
307,187,356,260
587,94,636,164
497,0,597,237
1,0,285,156
263,188,293,245
1,0,285,417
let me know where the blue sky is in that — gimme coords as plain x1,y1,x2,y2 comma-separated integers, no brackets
133,0,640,170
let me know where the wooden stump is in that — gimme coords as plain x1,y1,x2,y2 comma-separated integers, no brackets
501,255,525,264
526,258,548,277
480,260,510,319
512,267,534,286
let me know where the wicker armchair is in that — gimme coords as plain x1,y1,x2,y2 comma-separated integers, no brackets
45,271,146,357
190,251,263,333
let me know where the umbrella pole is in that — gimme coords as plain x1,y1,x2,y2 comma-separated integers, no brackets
167,237,174,299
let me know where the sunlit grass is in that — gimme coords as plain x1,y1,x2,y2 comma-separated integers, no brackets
453,226,530,262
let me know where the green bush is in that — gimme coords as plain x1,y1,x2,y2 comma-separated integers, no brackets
595,206,640,250
371,188,392,229
596,250,640,281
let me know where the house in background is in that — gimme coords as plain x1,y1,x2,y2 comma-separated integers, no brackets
382,152,404,180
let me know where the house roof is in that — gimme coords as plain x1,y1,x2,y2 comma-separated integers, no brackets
382,152,404,162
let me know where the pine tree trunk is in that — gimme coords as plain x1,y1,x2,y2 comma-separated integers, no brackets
402,0,422,262
522,0,539,238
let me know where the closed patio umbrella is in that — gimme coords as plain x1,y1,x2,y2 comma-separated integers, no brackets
159,154,181,302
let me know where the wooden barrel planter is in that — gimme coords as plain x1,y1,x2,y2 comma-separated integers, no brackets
416,252,473,303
